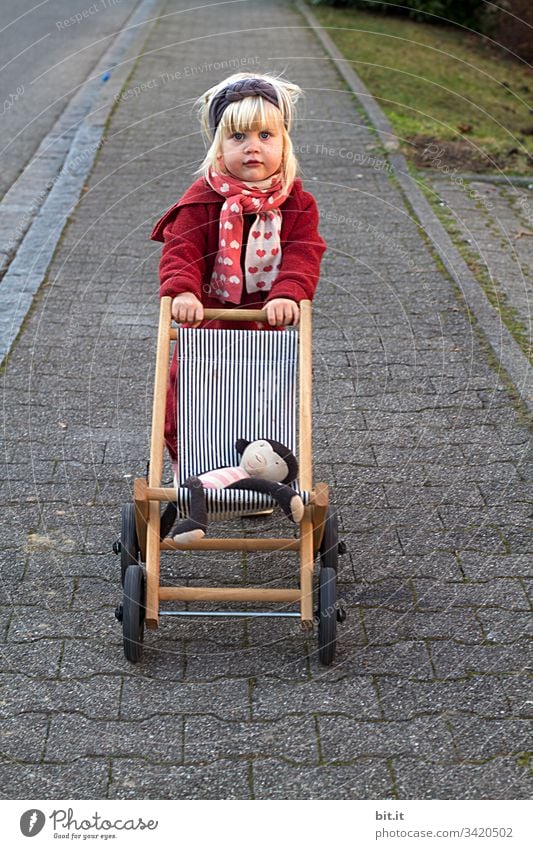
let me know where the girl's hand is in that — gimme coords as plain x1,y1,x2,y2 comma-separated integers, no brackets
265,298,300,327
171,293,204,326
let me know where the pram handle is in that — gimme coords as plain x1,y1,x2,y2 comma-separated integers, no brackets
203,308,268,322
203,302,311,324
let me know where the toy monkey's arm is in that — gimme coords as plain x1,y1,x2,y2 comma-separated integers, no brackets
226,478,304,523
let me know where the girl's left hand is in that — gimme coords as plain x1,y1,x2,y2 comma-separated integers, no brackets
265,298,300,327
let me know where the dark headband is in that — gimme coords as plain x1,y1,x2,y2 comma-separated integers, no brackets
208,78,282,136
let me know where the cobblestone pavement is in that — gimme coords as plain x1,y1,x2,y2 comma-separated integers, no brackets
1,0,532,799
424,174,533,361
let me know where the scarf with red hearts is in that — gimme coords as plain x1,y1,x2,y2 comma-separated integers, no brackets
206,169,291,304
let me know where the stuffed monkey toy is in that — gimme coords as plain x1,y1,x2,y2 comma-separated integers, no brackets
164,438,304,544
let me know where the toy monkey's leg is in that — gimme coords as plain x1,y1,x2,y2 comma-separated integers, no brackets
160,502,178,539
226,479,304,522
171,477,208,543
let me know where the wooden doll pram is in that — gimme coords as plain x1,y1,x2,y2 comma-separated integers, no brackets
114,297,345,664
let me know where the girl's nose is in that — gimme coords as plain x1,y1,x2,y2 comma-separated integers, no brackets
244,134,260,152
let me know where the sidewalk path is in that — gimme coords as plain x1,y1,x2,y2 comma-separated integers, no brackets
424,173,532,361
1,0,531,800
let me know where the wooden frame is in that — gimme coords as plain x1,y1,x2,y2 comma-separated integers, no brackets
137,296,329,629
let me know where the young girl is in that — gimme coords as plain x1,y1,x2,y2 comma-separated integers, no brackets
151,72,326,461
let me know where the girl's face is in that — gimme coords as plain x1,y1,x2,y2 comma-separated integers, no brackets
219,125,283,183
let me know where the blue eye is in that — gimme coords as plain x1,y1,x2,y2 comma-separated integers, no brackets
259,131,270,139
233,132,245,141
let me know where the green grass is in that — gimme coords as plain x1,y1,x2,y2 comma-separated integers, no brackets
310,6,532,172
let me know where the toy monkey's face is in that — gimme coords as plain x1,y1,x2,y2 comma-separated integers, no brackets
240,440,289,483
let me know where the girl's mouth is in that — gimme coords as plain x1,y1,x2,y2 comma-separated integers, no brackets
244,160,262,166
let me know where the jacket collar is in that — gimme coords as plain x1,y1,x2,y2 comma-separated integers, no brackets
151,177,302,242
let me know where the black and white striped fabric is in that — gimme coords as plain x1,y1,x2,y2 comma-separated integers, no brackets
174,327,310,519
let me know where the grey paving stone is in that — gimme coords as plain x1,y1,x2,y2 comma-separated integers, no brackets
429,643,531,679
184,638,310,682
8,576,77,608
495,425,531,447
58,638,185,681
337,528,403,560
373,444,465,467
477,481,532,506
399,525,509,555
0,674,120,720
521,580,533,610
184,715,318,765
412,578,530,612
0,760,110,799
319,715,455,761
344,506,445,531
450,717,533,760
7,606,118,643
1,640,62,677
157,614,247,648
440,503,532,528
0,714,49,761
426,463,522,485
478,610,533,643
500,527,533,554
384,483,485,508
120,677,250,721
393,755,533,799
376,675,527,720
363,411,452,432
253,758,394,799
72,577,119,610
498,676,533,717
329,642,434,680
159,556,246,587
0,609,10,643
45,714,184,763
459,553,532,580
348,580,415,612
0,548,27,587
251,675,380,720
350,554,461,582
362,608,484,644
23,551,114,580
108,758,251,799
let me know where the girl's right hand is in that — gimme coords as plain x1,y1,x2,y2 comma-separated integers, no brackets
171,293,204,327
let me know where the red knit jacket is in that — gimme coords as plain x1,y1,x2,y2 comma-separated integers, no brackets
150,177,326,306
150,177,326,461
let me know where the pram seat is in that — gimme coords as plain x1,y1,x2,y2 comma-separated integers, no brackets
173,325,311,520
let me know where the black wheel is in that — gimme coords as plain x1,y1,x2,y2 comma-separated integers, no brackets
122,564,145,663
320,507,339,572
317,508,339,665
120,503,139,585
318,567,337,666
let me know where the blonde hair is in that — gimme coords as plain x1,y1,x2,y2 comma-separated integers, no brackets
195,72,302,195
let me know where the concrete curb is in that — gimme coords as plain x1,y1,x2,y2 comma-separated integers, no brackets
0,0,167,366
295,0,532,413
